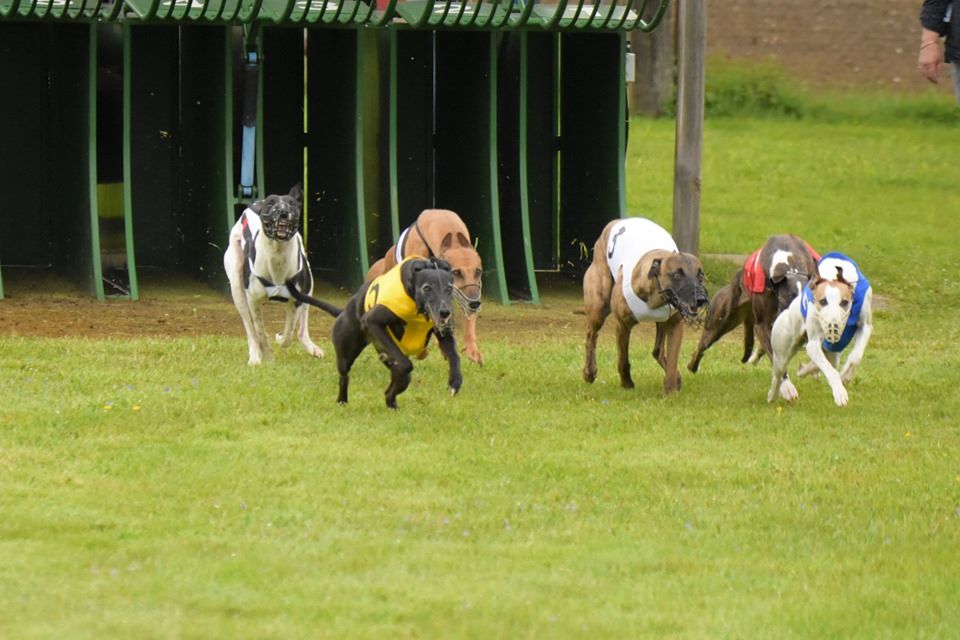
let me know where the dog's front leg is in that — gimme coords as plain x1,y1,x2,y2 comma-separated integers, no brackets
462,314,483,366
436,331,463,395
615,318,635,389
245,298,272,364
839,292,873,383
276,301,297,347
382,354,414,409
230,287,263,366
660,315,684,395
804,323,848,407
363,309,414,409
293,304,325,358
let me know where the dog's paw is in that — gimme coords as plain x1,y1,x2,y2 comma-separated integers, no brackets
448,376,462,396
464,346,484,366
305,343,325,359
779,379,799,403
831,384,849,407
797,361,820,379
840,361,858,383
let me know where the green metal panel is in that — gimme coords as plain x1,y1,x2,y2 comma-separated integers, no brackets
356,28,386,270
305,28,371,288
496,30,543,303
523,31,559,273
557,32,624,276
434,30,507,303
97,24,130,298
261,27,304,197
0,23,51,297
390,30,433,226
126,25,179,273
179,26,234,287
51,24,103,298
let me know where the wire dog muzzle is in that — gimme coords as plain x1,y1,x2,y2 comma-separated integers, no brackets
453,283,482,315
659,281,709,326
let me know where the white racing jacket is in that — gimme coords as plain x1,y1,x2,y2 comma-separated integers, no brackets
604,217,677,322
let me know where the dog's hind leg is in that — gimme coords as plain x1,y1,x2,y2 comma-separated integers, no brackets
741,316,760,364
582,261,612,384
687,279,748,373
334,322,367,405
615,319,636,389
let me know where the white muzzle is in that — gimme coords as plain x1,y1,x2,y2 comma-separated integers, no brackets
816,305,851,344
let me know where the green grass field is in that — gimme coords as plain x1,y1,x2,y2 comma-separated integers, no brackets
2,107,960,637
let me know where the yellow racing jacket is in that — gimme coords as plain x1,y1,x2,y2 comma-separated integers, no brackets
364,258,434,356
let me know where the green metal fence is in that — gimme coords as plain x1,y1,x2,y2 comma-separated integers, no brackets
0,0,668,302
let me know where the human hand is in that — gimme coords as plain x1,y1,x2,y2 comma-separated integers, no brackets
918,40,943,83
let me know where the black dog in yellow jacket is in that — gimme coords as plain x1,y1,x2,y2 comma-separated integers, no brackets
288,257,462,409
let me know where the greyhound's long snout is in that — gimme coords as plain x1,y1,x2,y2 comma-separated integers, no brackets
468,300,481,311
696,288,709,308
439,308,451,322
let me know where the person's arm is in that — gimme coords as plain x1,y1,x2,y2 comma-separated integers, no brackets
918,1,950,83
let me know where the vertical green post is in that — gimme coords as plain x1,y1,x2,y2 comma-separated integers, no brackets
121,23,139,300
87,22,106,300
388,29,400,240
485,31,508,304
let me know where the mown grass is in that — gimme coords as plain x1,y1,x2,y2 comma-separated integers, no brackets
2,101,960,637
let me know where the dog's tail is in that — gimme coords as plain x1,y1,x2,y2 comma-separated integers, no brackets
285,278,343,317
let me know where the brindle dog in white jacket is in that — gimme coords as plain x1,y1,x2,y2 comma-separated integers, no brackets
582,218,708,396
223,184,324,365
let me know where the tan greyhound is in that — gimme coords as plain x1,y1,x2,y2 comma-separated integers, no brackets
367,209,484,365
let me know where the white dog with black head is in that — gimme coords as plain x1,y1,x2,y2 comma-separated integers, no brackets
223,184,325,365
767,252,873,407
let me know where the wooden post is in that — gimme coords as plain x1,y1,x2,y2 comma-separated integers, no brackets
672,0,706,255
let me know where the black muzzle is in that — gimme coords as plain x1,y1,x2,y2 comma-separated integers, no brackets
664,282,709,325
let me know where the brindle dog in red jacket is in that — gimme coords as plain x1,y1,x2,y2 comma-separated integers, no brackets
687,234,819,373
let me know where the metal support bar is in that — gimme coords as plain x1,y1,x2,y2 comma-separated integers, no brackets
240,44,260,200
672,0,705,255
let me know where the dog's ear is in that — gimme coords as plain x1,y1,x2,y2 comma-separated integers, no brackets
431,257,452,272
648,258,662,280
456,232,470,248
410,258,433,274
440,233,454,252
288,183,303,204
252,195,276,215
810,274,824,290
769,264,786,284
834,265,848,285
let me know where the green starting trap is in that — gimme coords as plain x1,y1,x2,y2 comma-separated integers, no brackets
0,0,668,302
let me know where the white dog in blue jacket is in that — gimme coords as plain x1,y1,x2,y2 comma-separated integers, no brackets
767,253,873,407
